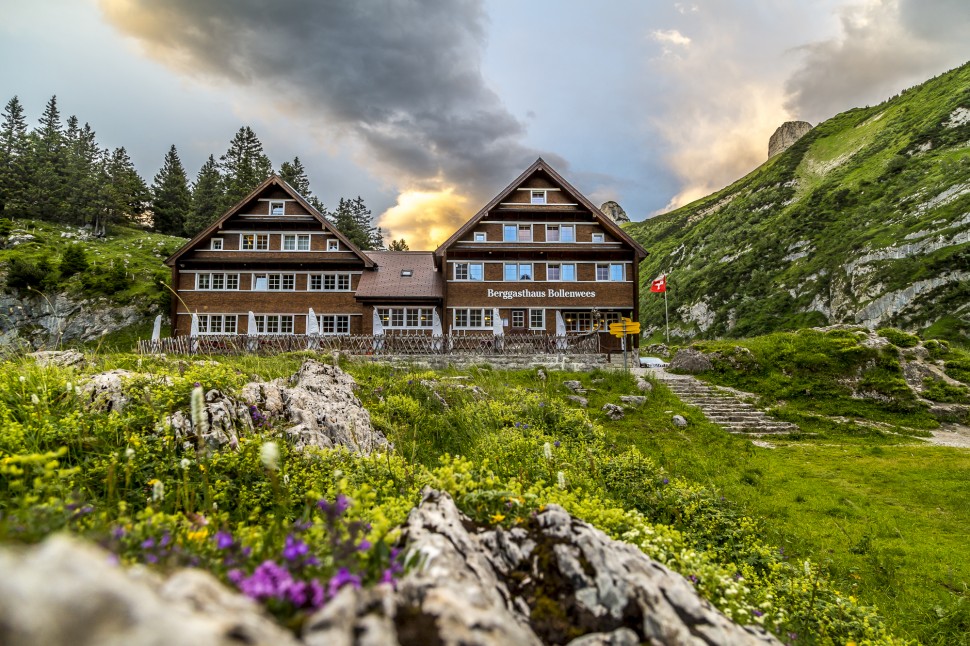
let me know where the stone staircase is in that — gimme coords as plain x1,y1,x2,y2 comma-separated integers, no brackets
650,371,799,435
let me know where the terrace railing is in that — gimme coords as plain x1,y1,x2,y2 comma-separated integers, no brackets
138,333,600,356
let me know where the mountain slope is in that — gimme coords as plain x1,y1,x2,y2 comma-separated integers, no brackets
626,62,970,343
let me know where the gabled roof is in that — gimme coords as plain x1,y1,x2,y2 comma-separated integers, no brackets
355,251,443,301
165,175,375,268
434,157,648,259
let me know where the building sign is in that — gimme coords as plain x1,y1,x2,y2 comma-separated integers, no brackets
486,288,597,300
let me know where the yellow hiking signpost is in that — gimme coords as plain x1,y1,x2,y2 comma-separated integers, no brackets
608,318,640,371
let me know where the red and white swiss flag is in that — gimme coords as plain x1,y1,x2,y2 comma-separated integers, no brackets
650,274,667,293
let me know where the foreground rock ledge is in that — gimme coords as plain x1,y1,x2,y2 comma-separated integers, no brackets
304,489,781,646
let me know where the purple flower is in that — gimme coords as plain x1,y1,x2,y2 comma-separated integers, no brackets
662,478,669,485
318,494,351,517
688,574,698,584
111,526,126,539
356,539,372,552
141,538,155,549
553,440,561,448
159,532,171,548
194,382,201,388
292,519,312,532
327,567,361,598
215,531,234,550
282,535,309,562
752,609,764,617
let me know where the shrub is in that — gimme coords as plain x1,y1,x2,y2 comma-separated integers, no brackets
4,257,57,292
921,379,970,404
59,244,89,278
877,327,920,348
924,339,951,360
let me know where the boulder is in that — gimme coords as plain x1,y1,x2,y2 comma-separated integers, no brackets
563,380,584,392
602,403,625,420
305,489,781,645
566,395,589,408
28,350,85,368
82,369,135,413
167,389,254,452
672,415,688,427
0,535,299,646
636,378,653,392
241,360,386,454
619,395,646,407
669,349,713,374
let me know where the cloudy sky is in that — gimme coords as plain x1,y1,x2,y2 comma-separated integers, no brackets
2,0,968,248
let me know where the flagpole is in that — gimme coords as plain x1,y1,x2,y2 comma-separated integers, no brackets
664,273,670,345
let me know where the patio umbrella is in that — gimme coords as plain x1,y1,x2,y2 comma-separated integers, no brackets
555,311,567,350
306,308,320,335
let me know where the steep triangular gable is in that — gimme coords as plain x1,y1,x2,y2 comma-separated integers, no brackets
435,158,648,258
165,175,375,267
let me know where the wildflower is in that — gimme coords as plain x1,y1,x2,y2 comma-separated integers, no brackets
151,479,164,502
125,447,135,460
662,477,669,485
215,531,234,550
180,458,191,470
141,538,155,550
357,539,372,552
260,441,279,471
187,528,208,543
490,513,506,523
553,440,561,448
66,382,73,393
543,442,552,461
18,375,25,383
327,568,361,598
190,386,208,435
30,394,40,405
282,535,309,562
557,471,566,490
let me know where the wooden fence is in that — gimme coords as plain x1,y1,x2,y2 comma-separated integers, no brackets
137,333,601,357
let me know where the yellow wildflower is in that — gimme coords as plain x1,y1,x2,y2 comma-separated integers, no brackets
187,528,208,543
490,513,506,523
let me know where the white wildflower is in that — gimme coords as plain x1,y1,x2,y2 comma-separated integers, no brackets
152,480,164,501
19,376,25,383
125,447,135,460
180,458,191,470
30,394,40,405
66,382,73,393
261,441,279,471
557,471,566,490
543,442,552,461
804,560,811,577
190,386,208,435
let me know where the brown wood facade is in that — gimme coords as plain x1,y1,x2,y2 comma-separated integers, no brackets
165,161,647,344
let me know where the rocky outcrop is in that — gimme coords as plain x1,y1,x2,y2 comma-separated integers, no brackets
669,348,713,374
599,201,630,224
305,489,780,645
241,360,386,453
768,121,812,158
82,369,137,413
0,535,299,646
0,292,150,348
28,349,86,368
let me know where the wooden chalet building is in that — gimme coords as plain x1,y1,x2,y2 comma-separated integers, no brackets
165,159,647,348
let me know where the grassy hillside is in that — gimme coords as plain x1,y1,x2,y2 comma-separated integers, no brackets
627,62,970,344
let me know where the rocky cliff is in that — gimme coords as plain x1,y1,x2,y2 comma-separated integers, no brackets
767,121,813,158
600,201,630,224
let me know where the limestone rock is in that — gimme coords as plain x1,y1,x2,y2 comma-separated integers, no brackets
672,414,688,427
28,349,85,368
768,121,813,158
0,534,299,646
241,360,386,454
602,403,625,420
620,395,646,407
563,380,584,392
567,395,589,408
669,348,713,374
636,377,653,392
82,369,135,413
599,201,630,224
167,389,254,452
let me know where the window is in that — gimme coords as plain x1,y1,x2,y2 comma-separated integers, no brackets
254,315,294,334
454,263,483,281
210,238,223,250
269,201,285,215
195,273,239,290
309,273,352,291
546,224,573,242
473,231,487,242
376,307,434,329
453,308,493,329
241,234,269,250
327,239,339,251
595,264,610,281
254,273,295,291
511,310,525,328
596,264,624,281
518,224,532,241
591,233,605,244
282,234,310,251
547,263,561,281
530,190,546,205
503,224,517,242
197,314,237,335
610,264,625,281
318,315,351,335
561,263,576,281
530,309,545,329
504,263,532,281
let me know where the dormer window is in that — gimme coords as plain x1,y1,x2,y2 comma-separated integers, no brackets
210,238,223,250
269,200,285,215
401,269,413,277
327,239,339,251
473,231,487,242
592,233,605,243
530,190,547,205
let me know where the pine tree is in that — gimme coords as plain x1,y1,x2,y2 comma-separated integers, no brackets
219,126,272,210
330,196,381,250
63,118,102,227
0,96,29,217
185,154,222,236
150,145,190,236
387,238,409,251
279,156,310,195
97,147,148,234
25,95,66,220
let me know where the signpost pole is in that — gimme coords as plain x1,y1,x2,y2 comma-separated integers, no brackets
664,285,670,345
622,329,628,372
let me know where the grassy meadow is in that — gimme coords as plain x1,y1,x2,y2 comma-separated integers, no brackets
0,342,966,644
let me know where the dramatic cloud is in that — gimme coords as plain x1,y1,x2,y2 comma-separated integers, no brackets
98,0,540,248
785,0,970,122
652,29,692,48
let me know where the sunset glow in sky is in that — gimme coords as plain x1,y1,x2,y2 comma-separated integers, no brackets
2,0,968,249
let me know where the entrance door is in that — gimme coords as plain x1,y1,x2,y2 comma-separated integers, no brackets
510,309,526,333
